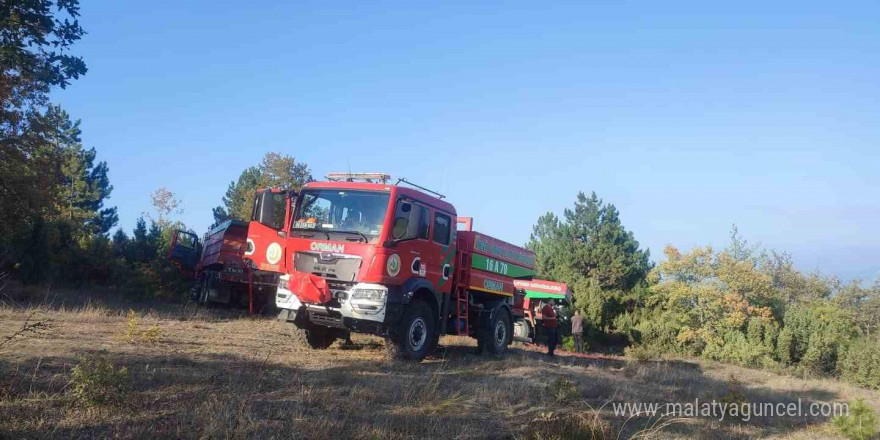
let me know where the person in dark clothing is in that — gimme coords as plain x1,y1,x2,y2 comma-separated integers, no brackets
571,310,584,353
541,299,558,356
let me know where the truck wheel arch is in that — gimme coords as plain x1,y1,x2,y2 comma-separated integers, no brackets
410,287,440,322
400,278,441,317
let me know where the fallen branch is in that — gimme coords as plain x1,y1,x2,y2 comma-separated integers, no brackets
0,310,53,348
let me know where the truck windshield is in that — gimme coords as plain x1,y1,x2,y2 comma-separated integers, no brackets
291,189,391,243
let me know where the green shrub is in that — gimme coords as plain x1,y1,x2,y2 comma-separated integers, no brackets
141,323,162,344
70,355,130,407
838,338,880,390
625,311,682,354
521,411,611,440
833,399,878,440
801,334,839,376
561,336,575,352
781,303,856,375
705,330,778,369
547,377,580,403
777,327,794,365
124,309,139,342
718,375,748,418
746,316,779,353
122,309,163,343
624,344,661,362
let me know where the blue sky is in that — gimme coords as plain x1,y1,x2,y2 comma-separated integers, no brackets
56,1,880,282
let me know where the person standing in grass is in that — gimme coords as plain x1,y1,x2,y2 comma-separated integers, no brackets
541,299,559,356
571,310,584,353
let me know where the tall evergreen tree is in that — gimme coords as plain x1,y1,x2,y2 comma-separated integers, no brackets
1,0,88,262
528,192,651,331
212,153,313,226
213,165,261,226
111,229,129,258
45,105,117,234
131,217,152,263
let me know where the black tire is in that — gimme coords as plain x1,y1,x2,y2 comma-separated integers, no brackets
479,309,512,355
513,319,531,343
388,300,435,361
202,271,223,305
287,320,335,349
190,277,203,302
429,327,441,353
199,273,212,304
385,337,405,361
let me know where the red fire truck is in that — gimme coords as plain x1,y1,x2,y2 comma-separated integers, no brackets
169,219,278,313
513,279,573,343
246,173,537,360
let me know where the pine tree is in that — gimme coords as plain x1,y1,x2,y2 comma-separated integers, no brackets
528,192,651,331
215,166,262,225
45,105,117,235
111,229,129,258
212,153,313,226
131,217,151,262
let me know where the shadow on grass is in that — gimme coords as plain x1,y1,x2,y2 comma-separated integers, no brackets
1,340,846,440
1,283,277,322
0,291,848,440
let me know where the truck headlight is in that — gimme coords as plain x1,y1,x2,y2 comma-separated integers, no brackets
351,288,386,302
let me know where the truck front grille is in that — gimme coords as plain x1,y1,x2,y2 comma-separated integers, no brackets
308,310,346,328
294,251,361,282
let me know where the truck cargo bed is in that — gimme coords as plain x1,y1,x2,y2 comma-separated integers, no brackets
456,231,536,296
201,219,249,269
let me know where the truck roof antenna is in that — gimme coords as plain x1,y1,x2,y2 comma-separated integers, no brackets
396,178,446,199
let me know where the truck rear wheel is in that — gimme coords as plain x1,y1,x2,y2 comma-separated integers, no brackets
387,300,435,361
190,277,203,302
201,271,222,304
479,309,512,355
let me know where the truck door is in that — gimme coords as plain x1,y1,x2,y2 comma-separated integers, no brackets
389,199,452,294
169,230,201,272
428,209,455,295
246,189,294,272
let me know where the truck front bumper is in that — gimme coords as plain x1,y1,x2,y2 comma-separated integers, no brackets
275,275,405,334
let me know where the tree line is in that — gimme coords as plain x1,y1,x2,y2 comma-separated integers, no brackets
529,193,880,390
0,1,183,295
0,1,311,297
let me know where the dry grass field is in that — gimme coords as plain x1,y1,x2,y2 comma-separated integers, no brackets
1,287,878,439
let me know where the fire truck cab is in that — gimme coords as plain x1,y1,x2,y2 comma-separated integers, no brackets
247,173,535,360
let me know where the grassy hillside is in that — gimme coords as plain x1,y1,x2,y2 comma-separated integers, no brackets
1,290,878,439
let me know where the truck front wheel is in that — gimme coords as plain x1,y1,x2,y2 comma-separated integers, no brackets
387,300,435,361
287,321,335,350
513,318,532,345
